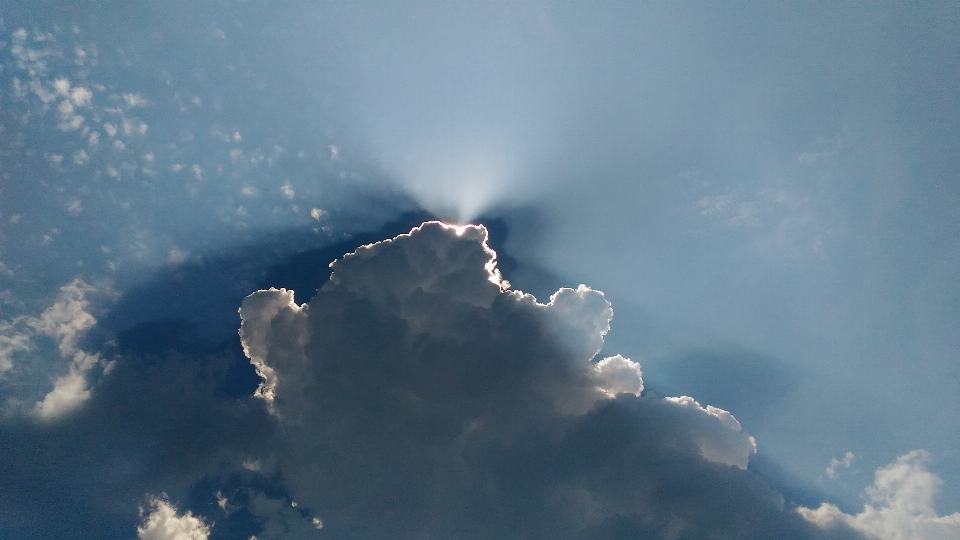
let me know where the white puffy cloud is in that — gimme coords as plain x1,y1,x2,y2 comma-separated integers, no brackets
138,495,210,540
32,351,99,419
28,278,97,357
590,354,644,398
799,450,960,540
237,222,828,539
53,77,71,96
70,86,93,107
663,395,757,469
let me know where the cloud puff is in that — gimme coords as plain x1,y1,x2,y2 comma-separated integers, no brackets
138,495,210,540
238,221,847,539
799,450,960,540
662,395,757,469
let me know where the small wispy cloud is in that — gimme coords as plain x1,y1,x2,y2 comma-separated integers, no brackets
826,451,856,479
694,187,830,259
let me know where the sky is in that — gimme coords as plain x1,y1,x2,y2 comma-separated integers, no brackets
1,2,958,539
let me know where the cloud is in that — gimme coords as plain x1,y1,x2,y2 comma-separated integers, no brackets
53,77,71,96
138,495,210,540
28,278,97,357
32,350,100,420
237,221,850,539
663,395,757,469
827,452,857,480
122,117,148,136
73,150,89,165
167,247,189,265
0,321,32,376
0,278,105,420
0,335,275,539
697,192,761,227
123,92,148,108
70,86,93,107
799,450,960,540
0,221,870,540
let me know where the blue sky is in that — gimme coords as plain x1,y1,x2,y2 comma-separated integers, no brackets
1,2,958,539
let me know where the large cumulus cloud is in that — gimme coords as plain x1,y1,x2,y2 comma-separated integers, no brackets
238,221,860,539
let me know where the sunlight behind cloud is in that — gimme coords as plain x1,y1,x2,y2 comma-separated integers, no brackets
381,143,521,223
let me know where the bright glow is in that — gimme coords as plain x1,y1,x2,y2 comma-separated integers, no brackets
404,166,510,222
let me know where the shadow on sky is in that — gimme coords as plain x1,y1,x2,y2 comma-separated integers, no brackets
90,209,439,402
85,203,582,409
99,210,437,346
642,345,806,429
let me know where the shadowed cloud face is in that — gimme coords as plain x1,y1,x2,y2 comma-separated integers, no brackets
237,222,858,540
